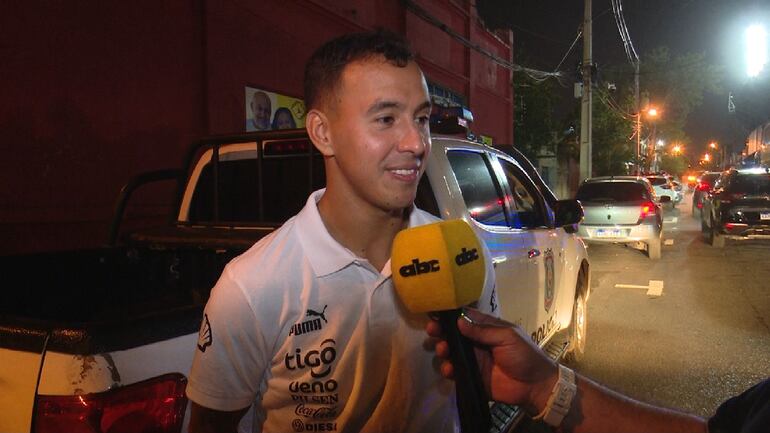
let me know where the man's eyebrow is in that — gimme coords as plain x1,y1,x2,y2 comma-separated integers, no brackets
414,100,432,113
365,99,433,116
366,100,402,115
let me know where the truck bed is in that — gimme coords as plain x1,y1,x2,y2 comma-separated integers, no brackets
0,225,275,354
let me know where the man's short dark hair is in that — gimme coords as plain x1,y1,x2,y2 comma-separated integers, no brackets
304,29,415,111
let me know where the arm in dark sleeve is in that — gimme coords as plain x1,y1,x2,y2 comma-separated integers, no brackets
708,378,770,433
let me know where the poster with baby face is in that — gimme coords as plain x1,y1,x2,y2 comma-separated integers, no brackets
245,86,306,132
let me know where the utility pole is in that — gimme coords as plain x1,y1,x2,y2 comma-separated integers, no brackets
579,0,593,182
634,61,641,174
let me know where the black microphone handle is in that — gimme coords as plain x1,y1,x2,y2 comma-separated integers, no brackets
438,309,491,433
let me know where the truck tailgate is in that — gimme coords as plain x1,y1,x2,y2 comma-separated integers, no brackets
0,347,44,433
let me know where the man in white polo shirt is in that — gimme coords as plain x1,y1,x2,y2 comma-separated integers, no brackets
186,29,497,433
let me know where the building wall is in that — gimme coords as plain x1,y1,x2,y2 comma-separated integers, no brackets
0,1,205,254
0,0,512,254
746,121,770,155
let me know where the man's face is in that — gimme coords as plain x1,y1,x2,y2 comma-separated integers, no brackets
250,92,272,130
324,58,432,213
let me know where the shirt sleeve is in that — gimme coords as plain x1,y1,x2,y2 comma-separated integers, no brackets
186,266,271,411
708,378,770,433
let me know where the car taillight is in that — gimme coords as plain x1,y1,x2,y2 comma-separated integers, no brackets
696,182,710,191
640,201,656,219
35,373,187,433
696,201,703,209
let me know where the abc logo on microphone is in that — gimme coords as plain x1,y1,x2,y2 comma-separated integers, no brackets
391,219,486,313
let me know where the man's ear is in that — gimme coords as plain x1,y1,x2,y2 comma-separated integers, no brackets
306,109,334,157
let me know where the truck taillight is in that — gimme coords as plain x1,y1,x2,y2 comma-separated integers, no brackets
35,373,187,433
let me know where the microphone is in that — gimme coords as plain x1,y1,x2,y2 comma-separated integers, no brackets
391,219,491,433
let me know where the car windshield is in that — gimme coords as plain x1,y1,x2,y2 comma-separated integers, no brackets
729,174,770,194
646,177,668,186
576,182,647,202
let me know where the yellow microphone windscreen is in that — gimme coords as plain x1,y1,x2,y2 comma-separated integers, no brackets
391,219,486,313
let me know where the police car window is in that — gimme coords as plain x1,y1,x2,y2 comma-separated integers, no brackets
498,159,546,229
446,150,508,226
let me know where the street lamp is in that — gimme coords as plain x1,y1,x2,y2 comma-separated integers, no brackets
746,24,768,78
704,153,711,162
672,145,682,155
645,106,661,172
709,142,717,150
634,105,661,174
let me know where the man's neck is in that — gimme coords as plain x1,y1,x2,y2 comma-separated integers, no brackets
317,192,409,272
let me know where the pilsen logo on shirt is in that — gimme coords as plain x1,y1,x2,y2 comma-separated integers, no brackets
289,305,328,337
197,314,213,352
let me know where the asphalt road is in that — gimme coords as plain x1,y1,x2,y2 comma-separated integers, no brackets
571,190,770,418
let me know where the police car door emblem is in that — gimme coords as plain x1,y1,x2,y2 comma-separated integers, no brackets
544,250,555,312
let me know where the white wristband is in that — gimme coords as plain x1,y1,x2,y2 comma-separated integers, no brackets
531,364,576,427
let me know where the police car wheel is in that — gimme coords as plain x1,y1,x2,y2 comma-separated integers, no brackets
564,277,587,364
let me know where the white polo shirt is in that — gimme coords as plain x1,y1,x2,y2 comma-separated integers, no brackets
186,189,497,433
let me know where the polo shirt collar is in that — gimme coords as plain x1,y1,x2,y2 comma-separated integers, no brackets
295,189,423,278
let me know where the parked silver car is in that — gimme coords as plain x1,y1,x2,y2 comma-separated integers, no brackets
575,176,670,259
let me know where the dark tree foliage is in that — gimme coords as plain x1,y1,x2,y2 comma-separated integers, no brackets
591,87,635,176
513,70,557,163
586,46,723,174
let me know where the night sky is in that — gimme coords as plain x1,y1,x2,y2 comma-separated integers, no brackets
484,0,770,160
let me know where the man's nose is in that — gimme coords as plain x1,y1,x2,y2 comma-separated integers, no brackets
398,121,428,155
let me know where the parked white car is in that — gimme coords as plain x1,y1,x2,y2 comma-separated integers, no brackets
646,175,680,207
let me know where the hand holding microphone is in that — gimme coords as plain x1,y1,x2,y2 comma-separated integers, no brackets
391,219,491,433
427,308,559,415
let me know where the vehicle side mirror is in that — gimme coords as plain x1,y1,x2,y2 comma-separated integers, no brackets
553,199,584,227
659,195,672,203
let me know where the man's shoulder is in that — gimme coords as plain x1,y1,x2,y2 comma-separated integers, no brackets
227,216,306,284
709,378,770,433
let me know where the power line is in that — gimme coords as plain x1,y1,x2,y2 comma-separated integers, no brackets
553,29,583,73
403,0,562,82
596,90,634,120
510,23,574,47
611,0,639,67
